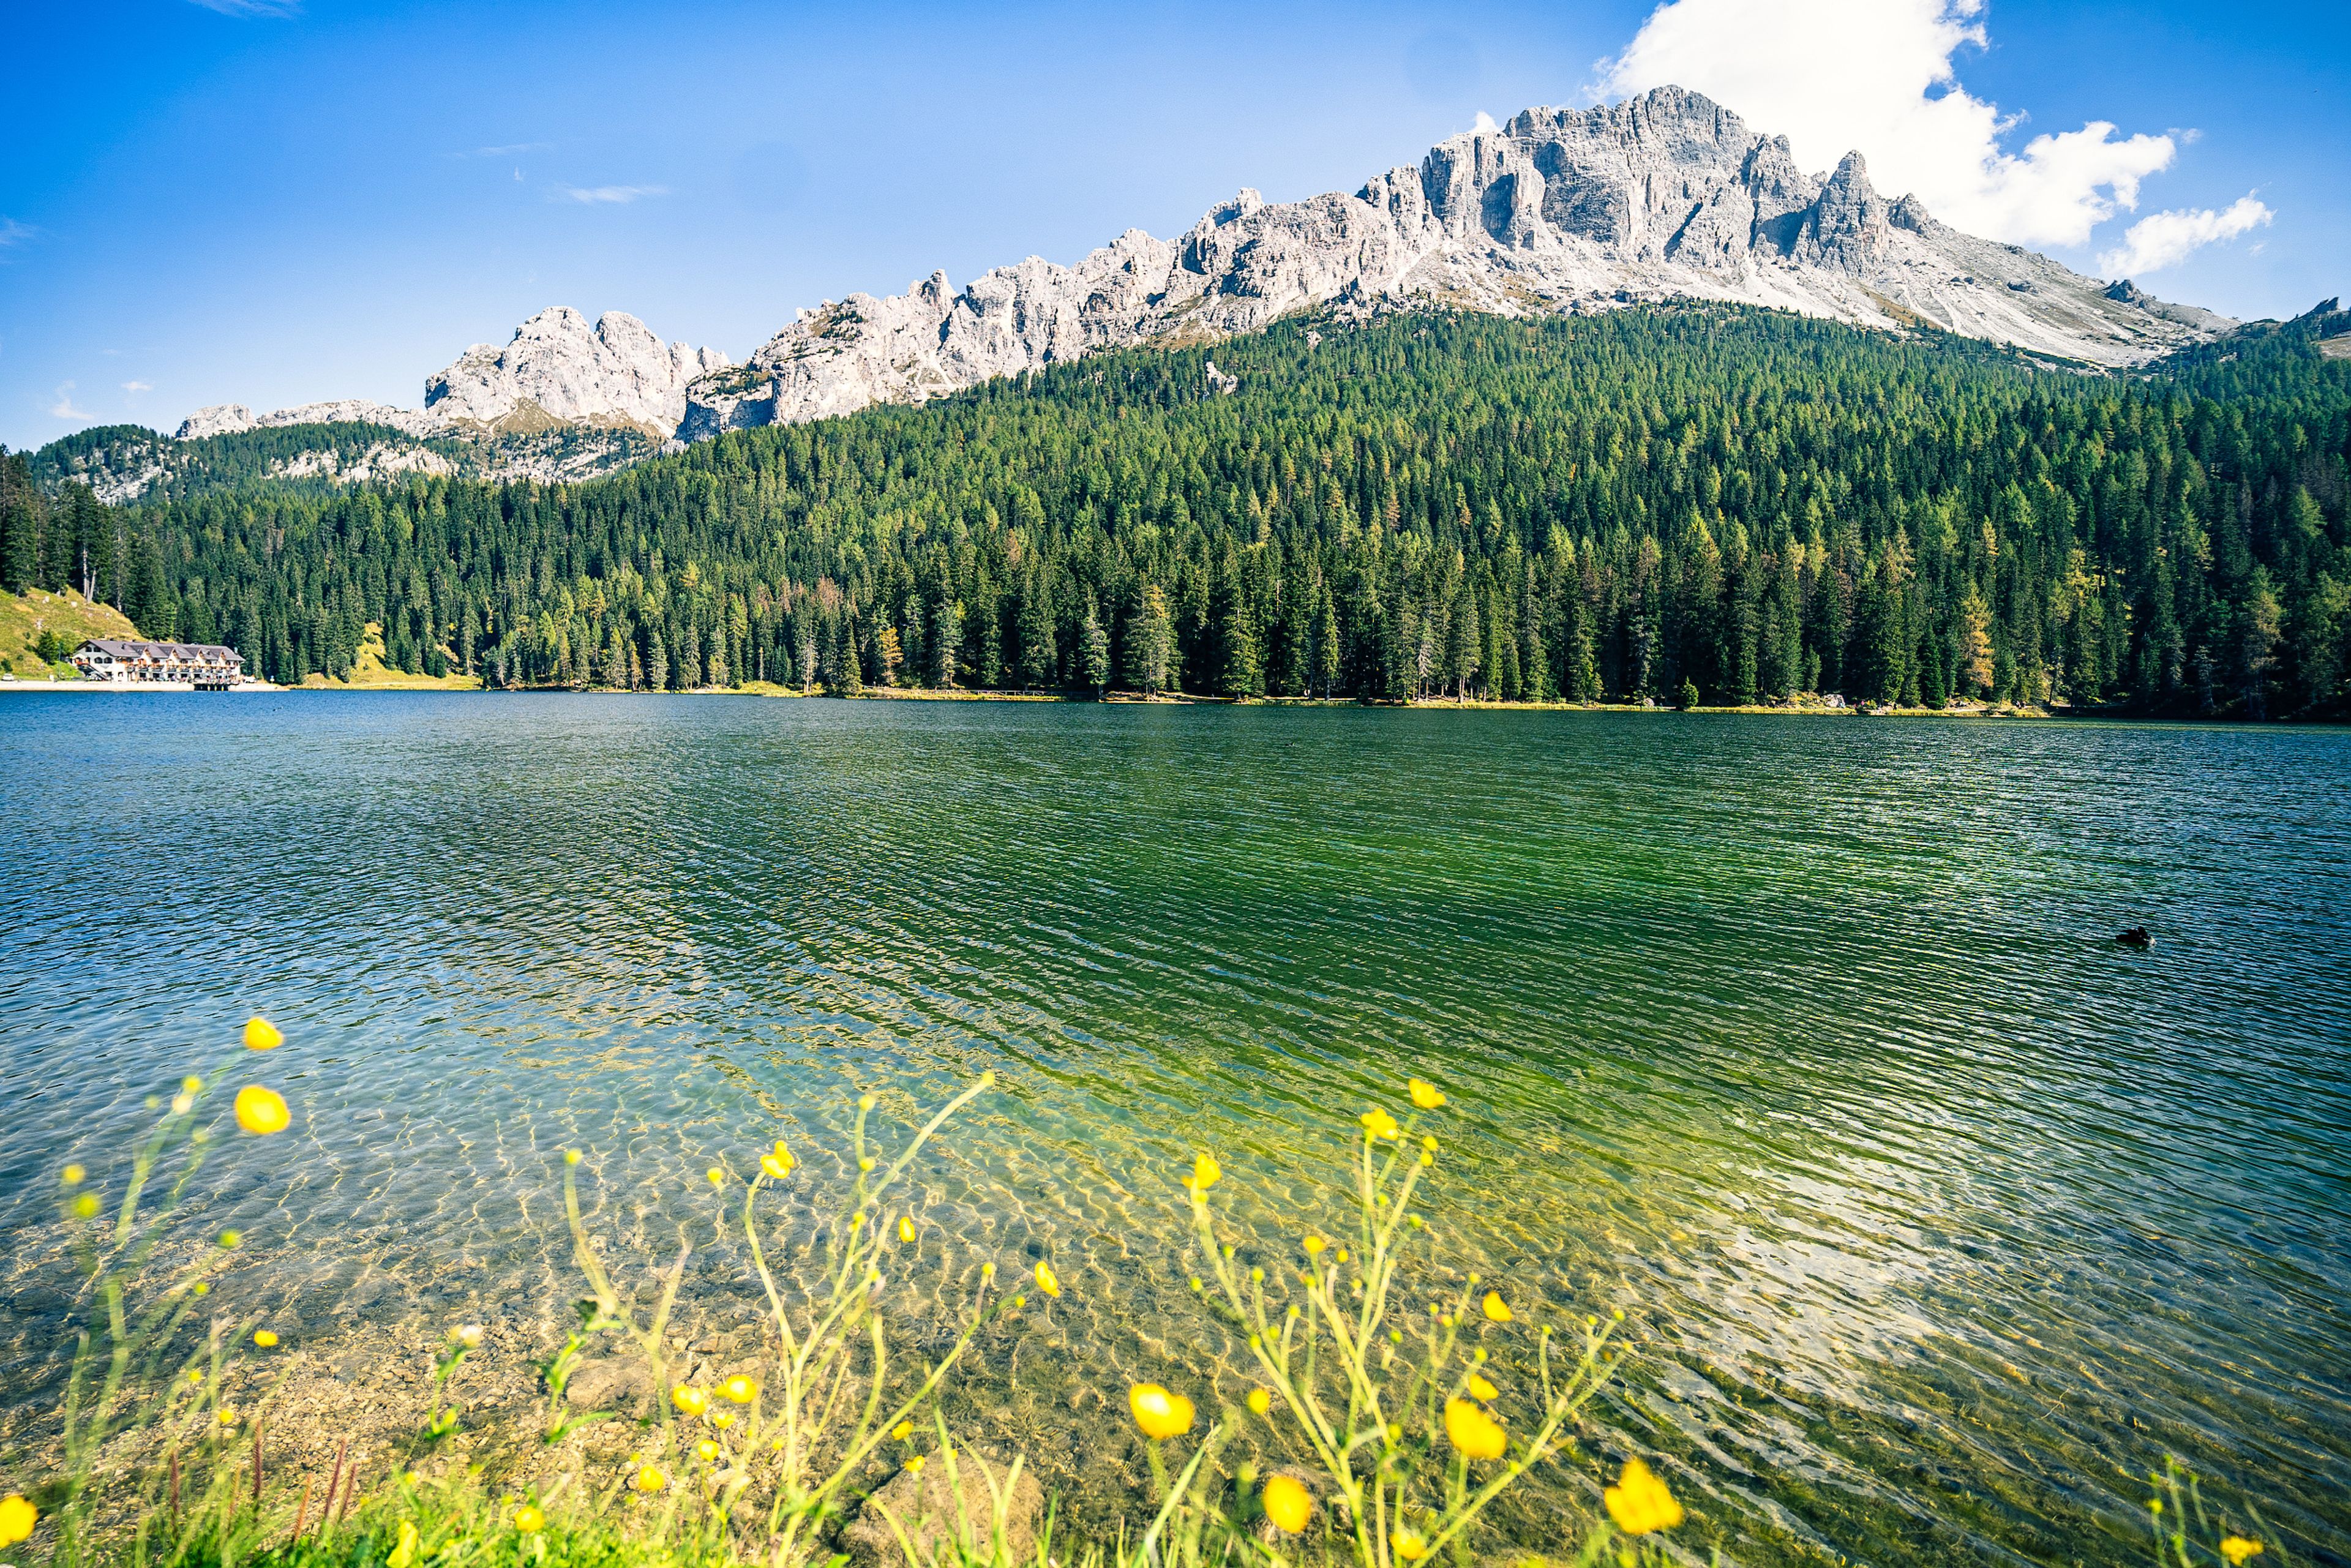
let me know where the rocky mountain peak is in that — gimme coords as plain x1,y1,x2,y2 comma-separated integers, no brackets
424,307,729,438
683,84,2230,442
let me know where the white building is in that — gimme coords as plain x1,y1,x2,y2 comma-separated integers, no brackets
72,639,247,690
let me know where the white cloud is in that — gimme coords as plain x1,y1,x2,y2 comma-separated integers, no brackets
1471,111,1501,135
123,380,154,394
454,141,552,159
50,382,91,419
0,216,39,251
552,184,667,205
187,0,301,14
1597,0,2177,249
2098,195,2273,278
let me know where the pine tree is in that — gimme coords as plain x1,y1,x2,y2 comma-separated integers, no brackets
1080,593,1110,696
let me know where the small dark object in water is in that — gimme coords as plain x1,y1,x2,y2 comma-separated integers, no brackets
2116,927,2151,948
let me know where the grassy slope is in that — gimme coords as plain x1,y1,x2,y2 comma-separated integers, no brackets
0,588,141,677
296,623,482,690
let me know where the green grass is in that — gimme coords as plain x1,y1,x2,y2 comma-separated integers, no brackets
0,588,141,678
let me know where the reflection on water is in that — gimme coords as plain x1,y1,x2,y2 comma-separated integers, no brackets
2,695,2347,1563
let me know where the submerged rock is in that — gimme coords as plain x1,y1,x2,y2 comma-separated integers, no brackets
843,1450,1044,1568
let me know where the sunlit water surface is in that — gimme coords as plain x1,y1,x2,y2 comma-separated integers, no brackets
2,695,2345,1564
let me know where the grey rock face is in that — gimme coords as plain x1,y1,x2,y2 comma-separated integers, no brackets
424,307,729,439
686,84,2228,440
173,308,726,449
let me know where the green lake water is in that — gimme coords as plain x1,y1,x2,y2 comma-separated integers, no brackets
3,695,2347,1564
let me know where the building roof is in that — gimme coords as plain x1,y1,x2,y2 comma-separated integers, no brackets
77,639,244,662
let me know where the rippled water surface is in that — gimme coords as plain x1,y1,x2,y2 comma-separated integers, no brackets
4,694,2347,1564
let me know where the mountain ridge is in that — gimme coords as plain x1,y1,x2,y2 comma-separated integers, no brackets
681,86,2230,438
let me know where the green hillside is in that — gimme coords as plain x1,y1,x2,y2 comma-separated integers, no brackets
8,302,2349,715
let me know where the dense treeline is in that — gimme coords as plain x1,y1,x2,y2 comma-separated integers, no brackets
7,303,2349,716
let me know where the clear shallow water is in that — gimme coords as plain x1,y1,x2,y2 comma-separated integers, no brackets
2,694,2347,1564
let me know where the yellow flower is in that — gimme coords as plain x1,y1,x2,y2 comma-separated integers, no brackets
1184,1153,1221,1193
564,1149,582,1166
898,1215,916,1243
512,1506,544,1534
1466,1373,1498,1401
218,1408,239,1427
1482,1290,1513,1323
634,1466,666,1493
770,1140,794,1172
1603,1458,1684,1535
387,1520,419,1568
233,1086,290,1135
72,1194,99,1219
244,1016,284,1051
254,1330,279,1349
1246,1388,1271,1416
711,1411,733,1428
672,1385,708,1417
1034,1261,1060,1297
2221,1538,2265,1566
720,1375,756,1404
905,1455,925,1474
696,1440,719,1461
760,1152,790,1180
62,1165,86,1187
1261,1474,1312,1533
1408,1078,1445,1110
456,1324,484,1349
891,1420,914,1442
0,1495,37,1547
1393,1531,1428,1561
1444,1397,1506,1461
1303,1236,1325,1256
705,1167,724,1186
1128,1384,1195,1440
1360,1107,1401,1140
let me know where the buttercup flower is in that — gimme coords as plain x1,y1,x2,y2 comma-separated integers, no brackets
672,1385,708,1417
1604,1458,1684,1535
1261,1475,1312,1533
761,1152,790,1180
1128,1383,1195,1440
0,1495,37,1547
233,1086,290,1135
905,1455,925,1474
244,1016,283,1051
711,1412,733,1428
897,1215,917,1244
218,1408,239,1427
891,1420,914,1442
254,1330,279,1349
1246,1388,1271,1416
705,1167,724,1187
1184,1153,1221,1194
1360,1108,1400,1141
72,1194,99,1219
720,1375,756,1404
1444,1397,1507,1460
1034,1261,1060,1297
634,1466,666,1493
696,1440,719,1461
1408,1078,1445,1110
1392,1531,1428,1561
62,1165,85,1187
1482,1290,1513,1323
388,1520,418,1568
455,1324,484,1349
512,1506,544,1534
1466,1373,1498,1401
2221,1539,2265,1566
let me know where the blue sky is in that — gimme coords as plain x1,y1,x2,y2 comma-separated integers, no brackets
4,0,2344,451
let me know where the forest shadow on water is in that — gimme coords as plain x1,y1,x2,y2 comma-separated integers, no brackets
2,694,2347,1565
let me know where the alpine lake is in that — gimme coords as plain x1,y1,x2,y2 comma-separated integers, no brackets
3,694,2346,1566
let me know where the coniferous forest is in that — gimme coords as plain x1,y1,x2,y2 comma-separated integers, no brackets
4,302,2348,717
